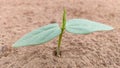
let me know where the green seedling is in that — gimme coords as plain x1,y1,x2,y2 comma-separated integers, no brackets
13,9,113,57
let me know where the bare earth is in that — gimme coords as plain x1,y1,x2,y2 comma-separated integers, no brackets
0,0,120,68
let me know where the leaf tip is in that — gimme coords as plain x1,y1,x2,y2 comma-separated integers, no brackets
12,44,18,48
12,42,21,48
106,26,114,30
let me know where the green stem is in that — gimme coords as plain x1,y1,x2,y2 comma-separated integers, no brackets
56,8,66,57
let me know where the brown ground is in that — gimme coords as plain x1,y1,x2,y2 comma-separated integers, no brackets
0,0,120,68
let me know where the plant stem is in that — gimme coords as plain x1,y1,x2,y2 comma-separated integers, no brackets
56,8,66,57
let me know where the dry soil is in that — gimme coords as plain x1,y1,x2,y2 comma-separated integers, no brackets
0,0,120,68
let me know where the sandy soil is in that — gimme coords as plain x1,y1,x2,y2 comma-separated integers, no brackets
0,0,120,68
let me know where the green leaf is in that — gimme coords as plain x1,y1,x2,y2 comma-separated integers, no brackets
13,23,61,47
66,19,113,34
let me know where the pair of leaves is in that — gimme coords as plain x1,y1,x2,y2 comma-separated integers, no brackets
13,19,113,47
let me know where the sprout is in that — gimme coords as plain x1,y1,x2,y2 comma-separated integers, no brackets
13,9,113,57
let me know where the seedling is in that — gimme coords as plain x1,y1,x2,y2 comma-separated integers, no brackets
13,9,113,57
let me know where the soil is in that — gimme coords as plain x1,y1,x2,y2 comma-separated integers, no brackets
0,0,120,68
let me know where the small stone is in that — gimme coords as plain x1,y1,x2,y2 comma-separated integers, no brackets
0,45,6,52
